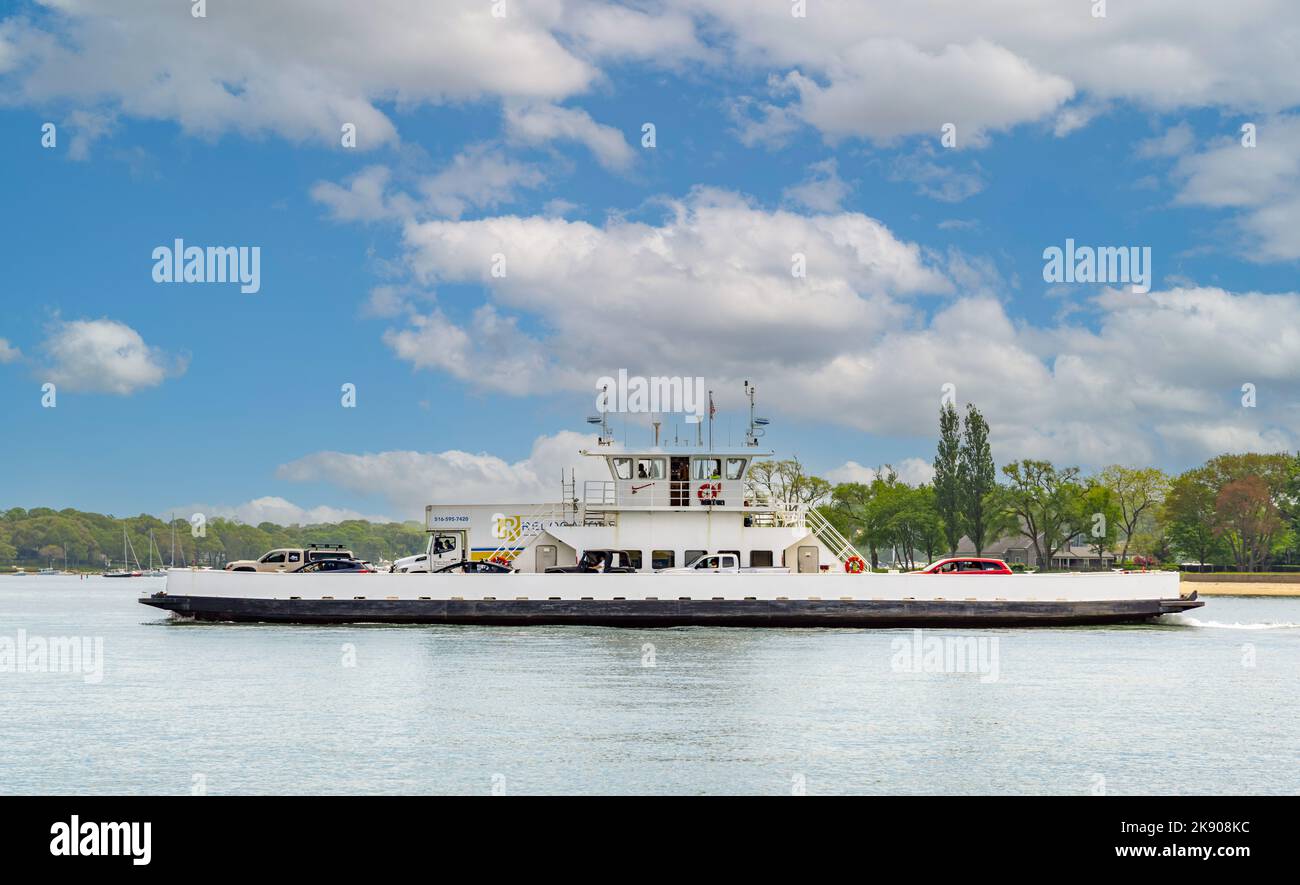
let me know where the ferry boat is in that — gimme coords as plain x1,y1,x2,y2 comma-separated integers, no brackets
141,394,1202,627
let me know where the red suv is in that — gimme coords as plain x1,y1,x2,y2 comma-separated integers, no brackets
917,557,1013,575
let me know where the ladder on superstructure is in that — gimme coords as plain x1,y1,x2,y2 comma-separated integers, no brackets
483,502,559,564
804,507,867,568
484,472,581,564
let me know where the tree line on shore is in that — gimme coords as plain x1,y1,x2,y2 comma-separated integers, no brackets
0,508,428,571
750,403,1300,572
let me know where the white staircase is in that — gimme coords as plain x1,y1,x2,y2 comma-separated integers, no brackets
804,507,868,569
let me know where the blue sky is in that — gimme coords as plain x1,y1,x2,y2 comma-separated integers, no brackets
1,1,1298,523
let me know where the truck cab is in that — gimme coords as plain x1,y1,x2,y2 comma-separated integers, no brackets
391,530,468,573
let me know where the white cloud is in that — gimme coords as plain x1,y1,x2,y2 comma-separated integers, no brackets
561,1,707,63
1,1,596,147
338,185,1300,469
419,144,548,218
729,90,804,149
782,159,851,212
8,1,1300,158
175,496,393,526
277,431,610,515
688,1,1300,145
503,102,635,172
63,108,116,161
827,458,935,486
542,198,580,217
382,304,553,394
310,166,410,223
889,147,986,203
1171,115,1300,260
312,148,546,224
775,38,1074,147
1051,100,1106,138
0,338,20,363
1153,423,1293,461
41,318,184,394
1137,122,1195,159
360,285,412,319
388,187,950,394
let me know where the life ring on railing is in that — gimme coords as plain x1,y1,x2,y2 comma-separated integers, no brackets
696,482,721,500
844,556,867,574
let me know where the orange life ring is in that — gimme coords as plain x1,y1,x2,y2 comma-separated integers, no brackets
844,556,866,574
696,482,721,500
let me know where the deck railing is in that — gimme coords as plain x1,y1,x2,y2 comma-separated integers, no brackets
582,478,755,510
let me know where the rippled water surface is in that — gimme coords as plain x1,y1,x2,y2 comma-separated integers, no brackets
2,577,1297,795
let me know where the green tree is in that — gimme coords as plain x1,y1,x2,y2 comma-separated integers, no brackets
1201,452,1294,501
1079,483,1122,569
933,402,962,554
1163,469,1225,568
750,458,832,506
0,507,428,571
828,470,896,569
999,460,1085,570
957,404,997,554
1098,465,1170,565
826,481,875,567
913,485,947,566
1214,475,1286,571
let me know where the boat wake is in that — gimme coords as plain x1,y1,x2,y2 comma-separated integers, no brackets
1161,614,1300,630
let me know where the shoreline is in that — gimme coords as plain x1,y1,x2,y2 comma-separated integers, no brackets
1184,582,1300,597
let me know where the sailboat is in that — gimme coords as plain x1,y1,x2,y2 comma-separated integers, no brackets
102,526,143,578
143,529,167,577
169,516,188,569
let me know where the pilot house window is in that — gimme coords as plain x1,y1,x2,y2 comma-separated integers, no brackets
726,458,747,480
636,458,665,479
612,457,634,480
693,459,722,480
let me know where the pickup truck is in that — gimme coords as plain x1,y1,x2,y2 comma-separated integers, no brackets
657,553,791,575
545,549,638,574
224,544,355,573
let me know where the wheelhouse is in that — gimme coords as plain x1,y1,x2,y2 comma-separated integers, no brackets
583,449,765,510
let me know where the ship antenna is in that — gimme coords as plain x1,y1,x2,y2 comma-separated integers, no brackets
586,384,613,446
708,390,714,451
744,380,769,446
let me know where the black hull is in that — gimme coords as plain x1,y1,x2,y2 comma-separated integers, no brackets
140,593,1203,627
